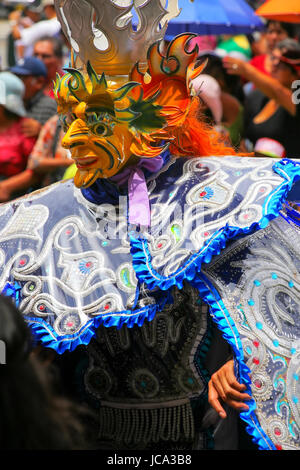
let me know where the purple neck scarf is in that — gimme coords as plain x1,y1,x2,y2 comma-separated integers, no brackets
111,156,164,227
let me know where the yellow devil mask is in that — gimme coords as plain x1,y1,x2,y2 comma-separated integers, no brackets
54,62,168,187
54,34,205,188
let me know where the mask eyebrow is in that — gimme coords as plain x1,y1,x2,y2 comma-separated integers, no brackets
86,106,115,117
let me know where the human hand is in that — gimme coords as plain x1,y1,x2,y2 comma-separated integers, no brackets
0,184,12,203
9,10,22,22
21,118,41,138
222,56,246,76
208,359,251,419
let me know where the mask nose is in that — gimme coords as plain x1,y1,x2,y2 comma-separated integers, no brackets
61,118,89,150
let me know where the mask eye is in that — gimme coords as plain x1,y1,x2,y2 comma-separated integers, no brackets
86,111,114,136
93,123,113,137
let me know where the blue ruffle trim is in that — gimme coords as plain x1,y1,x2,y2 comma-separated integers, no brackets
130,158,300,291
1,283,172,354
190,274,276,451
2,281,22,307
33,292,171,354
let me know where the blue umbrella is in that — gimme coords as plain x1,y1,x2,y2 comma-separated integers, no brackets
165,0,265,37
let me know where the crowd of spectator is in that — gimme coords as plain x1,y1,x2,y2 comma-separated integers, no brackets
191,20,300,161
0,0,72,202
0,0,299,205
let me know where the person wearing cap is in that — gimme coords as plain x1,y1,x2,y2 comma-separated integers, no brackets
10,56,57,138
10,0,61,60
0,72,36,181
223,44,300,157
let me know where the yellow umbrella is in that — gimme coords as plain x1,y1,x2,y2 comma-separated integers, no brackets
256,0,300,23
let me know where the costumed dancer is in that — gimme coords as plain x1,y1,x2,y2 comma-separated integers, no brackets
1,0,300,450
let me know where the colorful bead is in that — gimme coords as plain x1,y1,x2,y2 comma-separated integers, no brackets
254,379,262,388
199,186,213,200
171,224,181,242
79,260,93,274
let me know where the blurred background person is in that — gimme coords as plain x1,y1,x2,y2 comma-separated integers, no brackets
10,0,60,62
192,73,223,127
191,73,231,145
0,294,90,450
8,1,42,64
223,45,300,157
195,53,245,149
26,114,73,186
0,114,73,202
271,37,300,66
33,35,64,98
10,56,57,138
0,72,36,181
249,20,297,77
215,34,252,62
